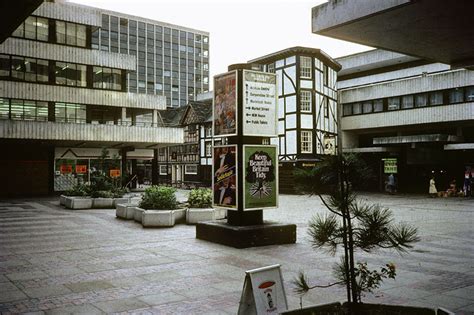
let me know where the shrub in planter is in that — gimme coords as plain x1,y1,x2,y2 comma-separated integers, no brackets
91,190,114,198
139,186,177,210
111,187,128,198
64,184,90,197
188,188,212,208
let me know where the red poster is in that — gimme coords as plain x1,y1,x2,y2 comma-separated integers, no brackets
110,169,121,178
60,165,73,174
76,165,87,174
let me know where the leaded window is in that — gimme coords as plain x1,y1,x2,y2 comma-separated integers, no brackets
301,130,312,153
300,56,312,79
300,90,312,112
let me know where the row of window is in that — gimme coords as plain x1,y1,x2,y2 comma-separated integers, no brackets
343,86,474,116
13,16,88,48
0,98,156,126
0,54,123,91
158,164,198,175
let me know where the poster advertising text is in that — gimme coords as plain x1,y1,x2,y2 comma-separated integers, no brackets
214,71,237,137
213,145,238,210
243,70,278,137
244,145,278,210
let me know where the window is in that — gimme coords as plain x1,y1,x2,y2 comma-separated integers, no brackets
352,103,362,115
343,104,352,116
93,66,122,90
301,130,312,153
56,62,86,87
205,126,212,137
300,90,311,112
8,56,49,83
205,141,212,157
324,97,329,118
415,94,428,107
323,64,329,86
159,165,167,175
449,88,464,103
13,16,49,42
262,138,270,145
362,101,372,114
185,164,198,175
56,21,87,47
0,98,9,119
266,63,275,73
387,97,400,110
401,95,414,109
55,102,86,123
4,99,48,121
0,54,9,77
466,86,474,102
429,91,443,105
300,56,312,79
373,99,384,112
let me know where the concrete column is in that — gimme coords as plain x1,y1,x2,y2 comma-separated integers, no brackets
152,148,158,185
153,110,158,127
121,108,126,124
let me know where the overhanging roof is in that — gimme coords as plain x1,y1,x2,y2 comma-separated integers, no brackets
373,134,462,145
312,0,474,69
0,0,43,44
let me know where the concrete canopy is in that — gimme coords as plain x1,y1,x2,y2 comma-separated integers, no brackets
312,0,474,69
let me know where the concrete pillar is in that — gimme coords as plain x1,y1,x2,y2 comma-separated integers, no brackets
152,148,158,185
121,108,126,124
153,110,158,127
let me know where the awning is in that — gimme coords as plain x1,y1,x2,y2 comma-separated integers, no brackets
343,147,399,153
444,143,474,151
373,134,462,145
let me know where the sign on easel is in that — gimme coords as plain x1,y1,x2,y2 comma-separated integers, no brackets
238,264,288,315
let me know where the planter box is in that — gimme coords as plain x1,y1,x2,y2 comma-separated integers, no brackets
113,198,129,208
215,208,226,220
59,195,67,206
63,196,93,210
142,208,186,227
92,198,114,209
116,203,139,220
186,208,215,224
134,207,146,223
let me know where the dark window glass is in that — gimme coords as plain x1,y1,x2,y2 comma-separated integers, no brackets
0,54,10,78
0,98,10,119
55,62,67,85
415,94,428,107
449,88,464,103
77,24,86,47
24,100,36,120
429,91,443,105
36,101,48,121
11,57,25,80
387,97,400,110
37,17,48,41
25,17,36,39
362,101,372,113
24,58,36,82
401,95,414,109
373,99,383,112
352,103,362,115
466,86,474,102
55,103,66,122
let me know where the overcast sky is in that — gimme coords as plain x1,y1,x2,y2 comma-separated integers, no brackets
71,0,372,84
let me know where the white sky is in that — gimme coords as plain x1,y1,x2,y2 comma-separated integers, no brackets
71,0,372,86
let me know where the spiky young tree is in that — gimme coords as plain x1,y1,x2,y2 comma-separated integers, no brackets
293,153,419,308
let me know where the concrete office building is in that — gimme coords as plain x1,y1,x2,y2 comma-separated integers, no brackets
95,8,209,107
337,49,474,192
249,47,341,193
0,1,208,196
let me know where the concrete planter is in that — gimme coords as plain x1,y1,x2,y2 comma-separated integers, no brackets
92,198,114,209
115,203,137,219
63,196,93,210
215,208,227,220
113,198,129,208
141,208,187,227
186,208,215,225
59,195,67,206
133,207,146,223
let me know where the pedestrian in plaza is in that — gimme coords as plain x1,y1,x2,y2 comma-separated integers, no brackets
387,173,396,194
429,175,437,197
463,170,471,197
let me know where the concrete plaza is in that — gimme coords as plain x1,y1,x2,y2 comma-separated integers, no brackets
0,192,473,314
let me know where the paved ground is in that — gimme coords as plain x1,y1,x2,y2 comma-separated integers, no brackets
0,192,472,314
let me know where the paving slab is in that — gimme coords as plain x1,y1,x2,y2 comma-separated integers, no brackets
137,291,187,306
64,280,114,293
92,297,149,313
44,304,103,315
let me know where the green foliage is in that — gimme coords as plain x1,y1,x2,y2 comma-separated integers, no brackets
91,190,114,198
188,188,212,208
64,184,90,197
293,153,419,305
111,187,128,198
139,186,177,210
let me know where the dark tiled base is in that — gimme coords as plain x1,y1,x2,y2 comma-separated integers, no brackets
196,221,297,248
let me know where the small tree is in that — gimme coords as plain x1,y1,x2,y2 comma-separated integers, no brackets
293,154,419,309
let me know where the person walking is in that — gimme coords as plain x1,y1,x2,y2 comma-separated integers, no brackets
429,176,437,197
387,173,396,194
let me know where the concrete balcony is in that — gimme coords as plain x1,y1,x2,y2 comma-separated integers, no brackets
341,102,474,131
0,81,166,110
34,1,102,27
0,38,136,70
0,120,184,145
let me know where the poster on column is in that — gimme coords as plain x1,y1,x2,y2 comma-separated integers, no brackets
243,145,278,210
243,70,278,137
213,71,237,137
212,145,238,210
